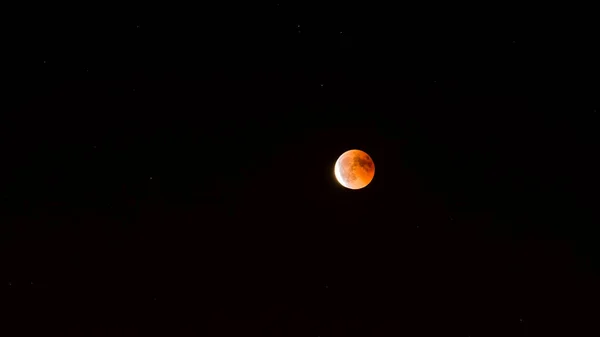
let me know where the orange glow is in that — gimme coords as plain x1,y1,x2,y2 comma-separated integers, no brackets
334,149,375,190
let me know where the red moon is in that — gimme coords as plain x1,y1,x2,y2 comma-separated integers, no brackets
334,149,375,190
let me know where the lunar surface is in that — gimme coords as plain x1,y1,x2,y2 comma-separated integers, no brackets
334,149,375,190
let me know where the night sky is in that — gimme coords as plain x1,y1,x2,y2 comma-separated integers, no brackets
3,4,600,336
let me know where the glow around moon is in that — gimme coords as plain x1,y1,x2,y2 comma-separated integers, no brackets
334,149,375,190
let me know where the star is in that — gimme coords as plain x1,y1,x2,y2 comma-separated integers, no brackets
149,177,153,180
136,25,140,28
320,84,324,87
43,60,46,64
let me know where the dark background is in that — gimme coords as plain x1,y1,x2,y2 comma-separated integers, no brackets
2,3,599,336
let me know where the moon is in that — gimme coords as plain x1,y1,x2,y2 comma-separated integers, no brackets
334,149,375,190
